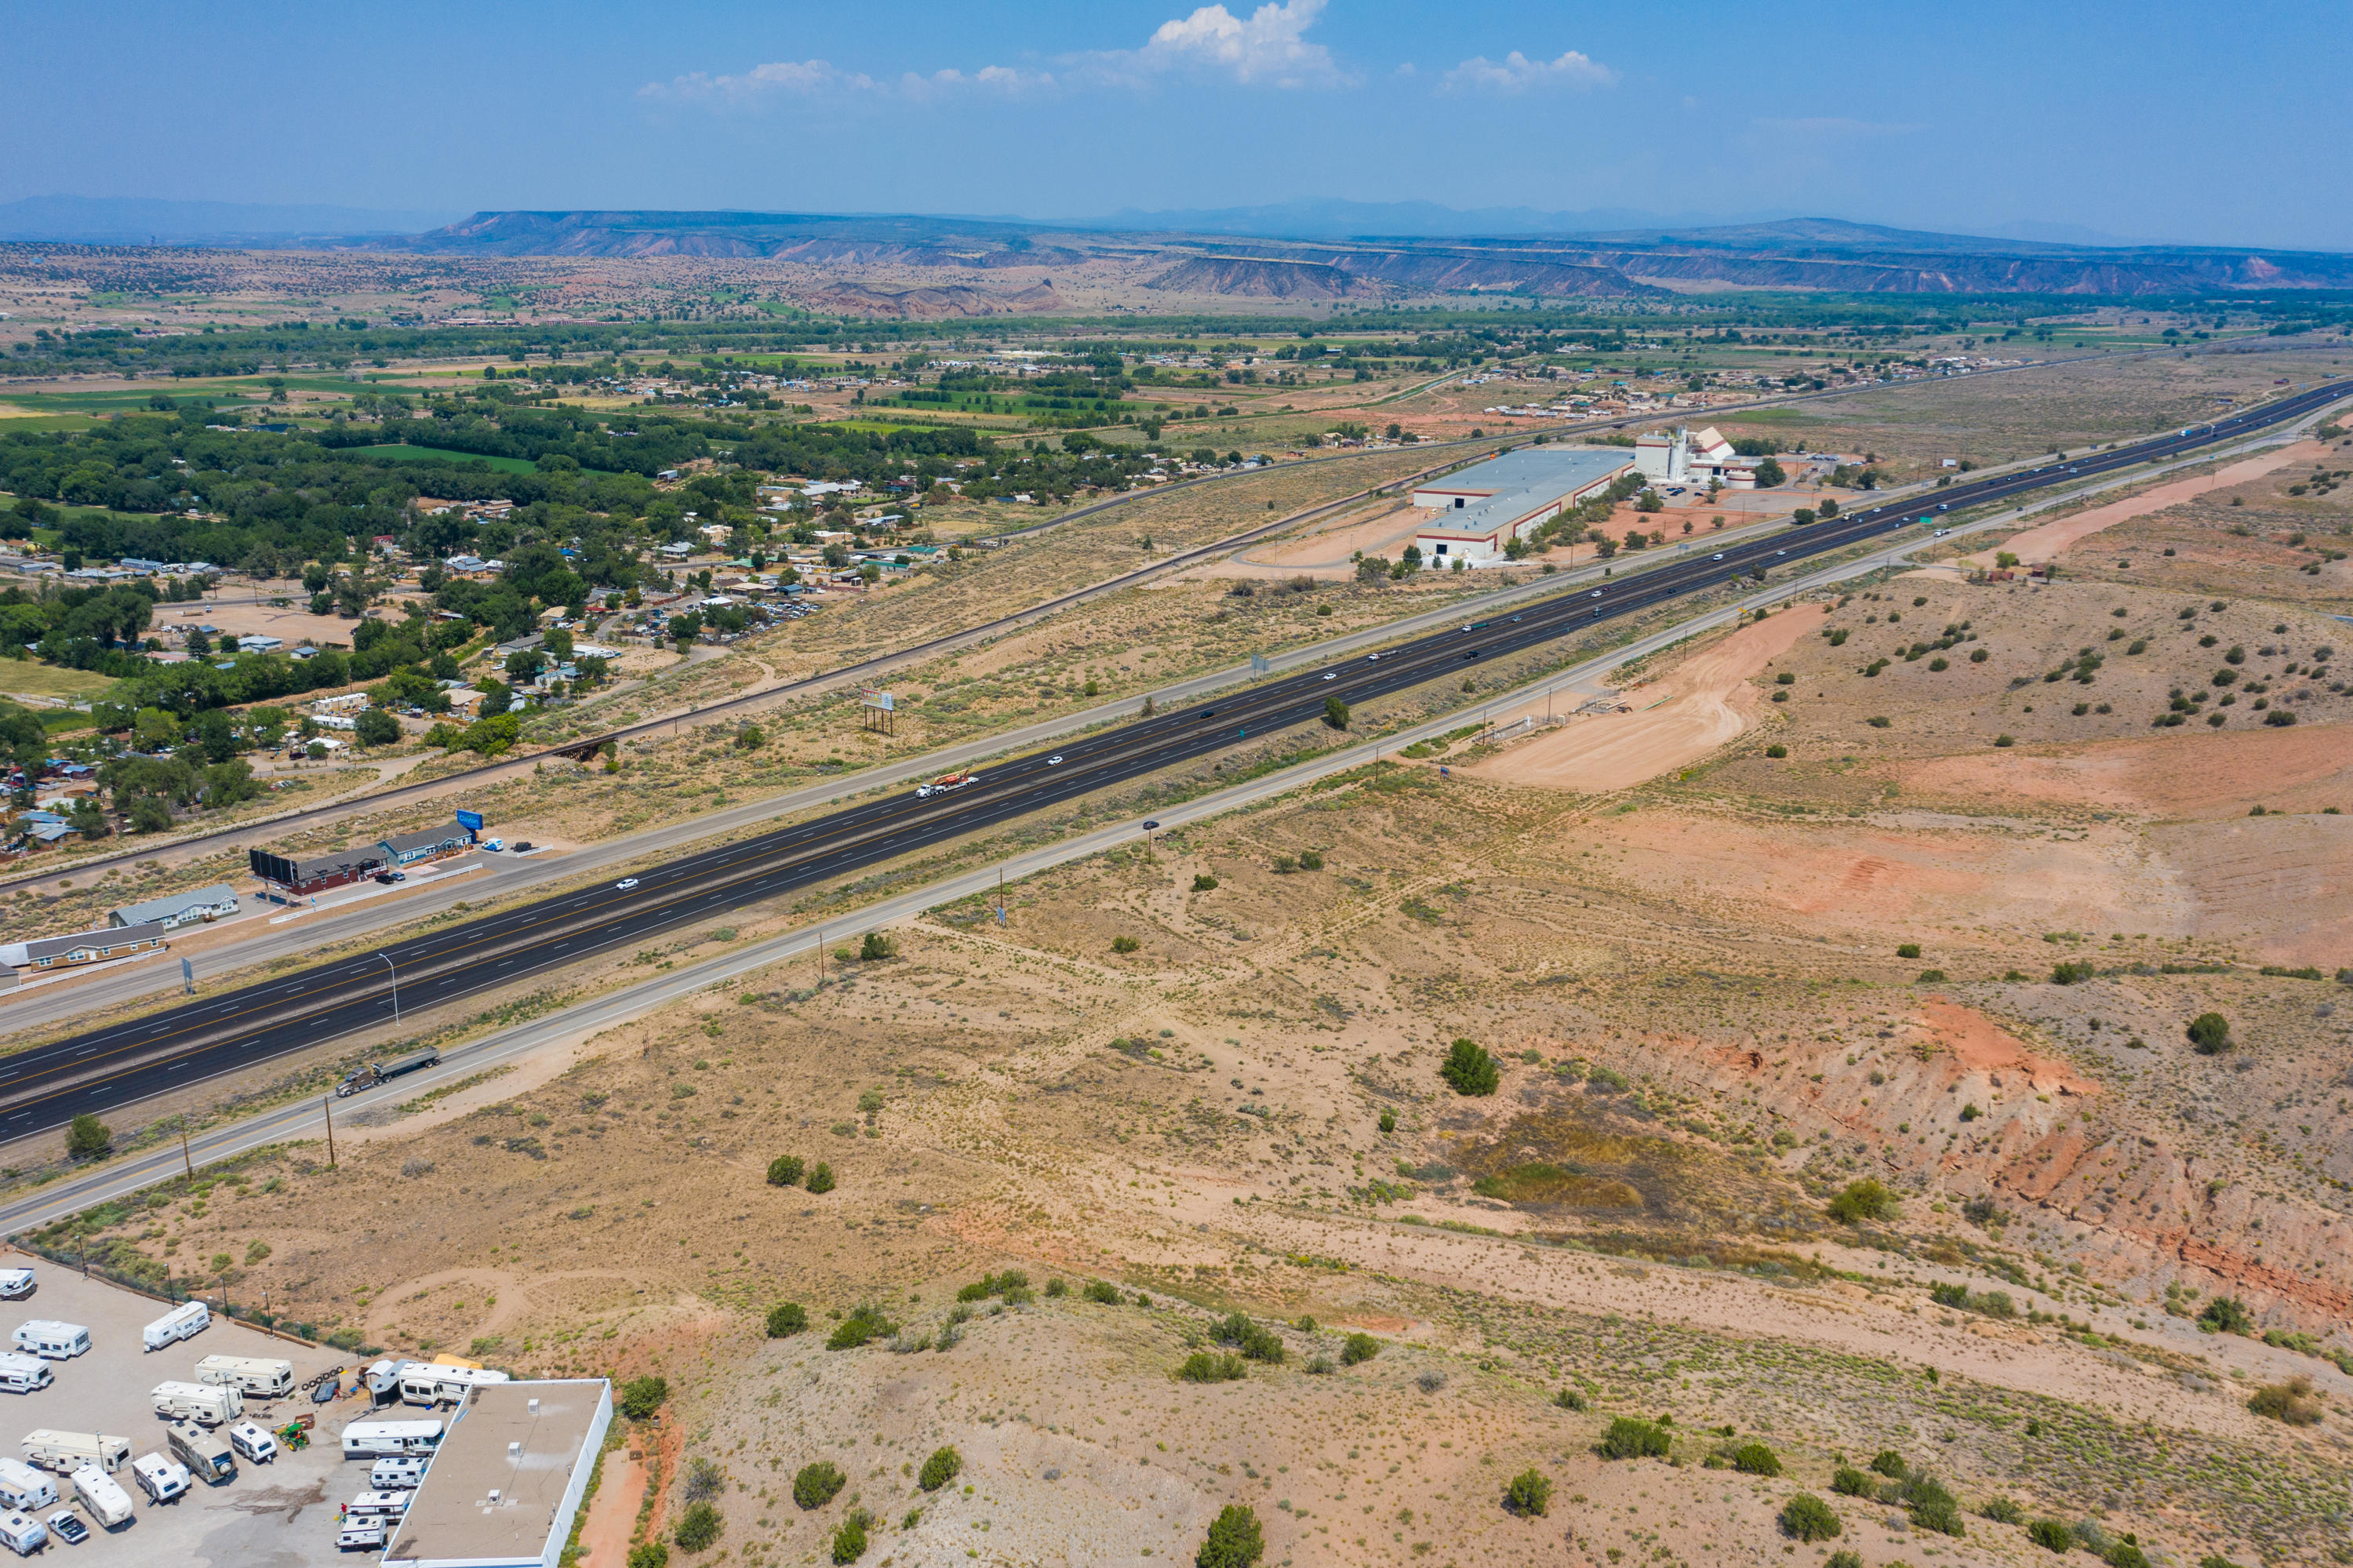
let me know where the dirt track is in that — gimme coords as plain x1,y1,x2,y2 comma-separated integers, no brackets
1462,606,1824,791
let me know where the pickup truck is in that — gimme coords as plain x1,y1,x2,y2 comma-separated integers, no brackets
334,1048,442,1098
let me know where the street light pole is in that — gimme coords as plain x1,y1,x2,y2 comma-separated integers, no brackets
376,953,400,1027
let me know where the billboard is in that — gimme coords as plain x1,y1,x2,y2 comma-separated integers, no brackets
456,809,486,835
859,689,895,713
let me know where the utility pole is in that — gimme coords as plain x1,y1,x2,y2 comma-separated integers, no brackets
323,1095,336,1169
180,1117,195,1184
816,926,824,988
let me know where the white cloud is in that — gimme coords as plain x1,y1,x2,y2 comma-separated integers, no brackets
1128,0,1348,88
639,59,875,105
1752,116,1924,139
1441,48,1616,95
642,0,1344,111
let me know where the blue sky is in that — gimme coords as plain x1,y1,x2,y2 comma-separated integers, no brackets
7,0,2344,248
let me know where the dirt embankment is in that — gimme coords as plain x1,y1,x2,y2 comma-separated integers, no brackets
1464,606,1824,791
1961,440,2329,567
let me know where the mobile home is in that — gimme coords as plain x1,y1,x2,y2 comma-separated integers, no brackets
340,1419,442,1459
0,1271,31,1301
397,1364,509,1408
345,1489,412,1519
20,1432,127,1475
0,1459,54,1512
141,1301,209,1352
0,1355,50,1395
165,1424,233,1484
151,1381,241,1426
193,1355,294,1398
9,1322,87,1361
68,1464,133,1529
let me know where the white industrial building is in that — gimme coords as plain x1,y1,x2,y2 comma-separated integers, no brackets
1635,426,1762,489
384,1379,611,1568
1410,447,1636,566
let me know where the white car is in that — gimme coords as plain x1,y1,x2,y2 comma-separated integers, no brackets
1711,553,1725,562
615,879,639,892
484,839,505,852
1046,755,1064,766
1590,589,1602,597
1321,672,1337,682
1366,653,1379,661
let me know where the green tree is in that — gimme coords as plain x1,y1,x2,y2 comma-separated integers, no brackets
65,1113,111,1160
766,1155,806,1188
354,708,402,748
673,1501,722,1552
806,1162,835,1195
765,1302,808,1337
1439,1038,1499,1097
1322,694,1349,729
793,1461,846,1509
1504,1468,1552,1515
918,1446,962,1490
1197,1504,1264,1568
1340,1333,1379,1365
617,1375,667,1420
830,1508,871,1564
628,1543,670,1568
1779,1493,1841,1541
1827,1180,1899,1224
2187,1012,2231,1054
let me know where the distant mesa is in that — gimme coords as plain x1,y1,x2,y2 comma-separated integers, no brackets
802,279,1064,320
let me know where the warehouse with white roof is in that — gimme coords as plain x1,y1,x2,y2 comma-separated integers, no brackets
1410,447,1636,565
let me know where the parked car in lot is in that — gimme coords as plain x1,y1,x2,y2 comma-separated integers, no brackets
42,1509,82,1546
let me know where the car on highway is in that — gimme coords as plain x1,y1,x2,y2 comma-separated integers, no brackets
46,1509,85,1545
1366,653,1379,661
1321,672,1337,681
1711,553,1724,562
1046,755,1064,766
1933,528,1950,537
1590,589,1602,597
615,879,639,892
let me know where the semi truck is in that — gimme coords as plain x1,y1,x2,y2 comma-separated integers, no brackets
195,1355,296,1398
335,1047,441,1097
914,769,979,799
151,1381,242,1425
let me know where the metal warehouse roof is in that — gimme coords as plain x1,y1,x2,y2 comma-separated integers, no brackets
1414,447,1633,537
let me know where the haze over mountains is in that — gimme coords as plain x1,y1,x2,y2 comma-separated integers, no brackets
4,196,2349,298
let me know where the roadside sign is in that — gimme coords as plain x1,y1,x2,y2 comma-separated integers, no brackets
456,809,486,834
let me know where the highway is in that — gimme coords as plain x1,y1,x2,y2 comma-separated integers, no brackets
3,377,2347,1139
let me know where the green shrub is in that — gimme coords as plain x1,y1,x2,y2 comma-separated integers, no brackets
1827,1180,1900,1225
766,1302,808,1338
2187,1011,2231,1054
2050,959,2095,984
1827,1554,1862,1568
1044,1277,1067,1297
831,1508,871,1564
1504,1468,1552,1516
858,932,895,962
957,1270,1031,1302
1598,1418,1671,1460
1731,1441,1780,1476
1340,1333,1380,1366
2247,1376,2325,1425
1553,1386,1587,1411
1765,744,1788,759
1439,1038,1500,1097
1111,936,1141,954
1868,1449,1906,1479
1082,1279,1122,1304
827,1304,897,1350
1212,1313,1286,1362
1904,1474,1966,1536
2028,1518,2074,1552
1779,1493,1842,1542
1196,1504,1264,1568
805,1162,836,1194
1980,1496,2024,1524
1896,943,1922,959
1192,874,1219,892
673,1501,723,1552
1917,968,1948,982
1831,1465,1871,1497
2198,1295,2252,1334
629,1542,671,1568
618,1375,668,1421
64,1114,111,1161
1377,1108,1396,1133
2107,1545,2149,1568
918,1446,963,1490
1180,1351,1247,1384
1297,850,1323,871
793,1461,846,1510
766,1154,806,1187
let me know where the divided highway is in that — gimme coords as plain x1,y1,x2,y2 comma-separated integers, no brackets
4,379,2347,1140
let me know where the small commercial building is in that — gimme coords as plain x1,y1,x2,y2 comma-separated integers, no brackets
384,1380,612,1568
1410,447,1635,565
108,883,240,931
379,823,475,868
0,922,167,974
249,847,384,899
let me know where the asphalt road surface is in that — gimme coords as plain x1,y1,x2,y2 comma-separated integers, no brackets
5,380,2346,1138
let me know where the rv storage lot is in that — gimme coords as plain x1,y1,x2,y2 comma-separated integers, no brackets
0,1257,354,1566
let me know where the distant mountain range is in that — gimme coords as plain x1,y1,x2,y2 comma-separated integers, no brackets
5,198,2348,297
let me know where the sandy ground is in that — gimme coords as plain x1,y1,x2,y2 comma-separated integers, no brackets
1462,607,1824,791
153,593,360,650
573,1448,646,1568
1898,722,2353,819
1958,439,2326,567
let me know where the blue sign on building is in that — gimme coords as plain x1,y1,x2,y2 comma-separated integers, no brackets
456,809,486,835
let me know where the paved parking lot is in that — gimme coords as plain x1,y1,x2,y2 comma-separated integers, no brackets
1,1254,384,1565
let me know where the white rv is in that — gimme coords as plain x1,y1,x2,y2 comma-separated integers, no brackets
0,1509,44,1557
369,1456,427,1490
130,1452,188,1504
0,1271,31,1302
151,1381,241,1426
339,1419,442,1459
165,1424,234,1484
345,1489,411,1519
67,1464,132,1529
9,1322,86,1361
141,1301,209,1352
0,1460,54,1512
193,1354,294,1398
0,1355,50,1395
20,1432,128,1475
363,1358,422,1407
397,1363,509,1408
226,1421,277,1464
